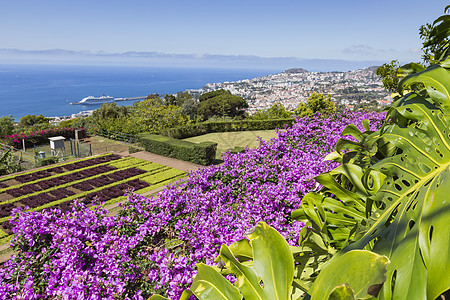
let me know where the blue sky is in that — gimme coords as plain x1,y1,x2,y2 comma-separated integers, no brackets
0,0,448,66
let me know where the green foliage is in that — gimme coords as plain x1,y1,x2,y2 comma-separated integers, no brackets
197,90,248,120
57,119,75,128
376,60,401,93
183,222,295,300
91,102,130,132
294,92,335,117
138,133,217,165
19,114,50,127
180,98,198,118
0,149,23,176
72,116,96,134
420,5,450,64
290,59,450,300
198,89,230,102
250,103,292,120
0,115,15,138
311,250,389,300
175,91,193,106
160,118,295,139
124,98,190,134
91,98,190,134
35,156,59,167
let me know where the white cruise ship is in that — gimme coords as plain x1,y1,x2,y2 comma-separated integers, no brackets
70,95,114,105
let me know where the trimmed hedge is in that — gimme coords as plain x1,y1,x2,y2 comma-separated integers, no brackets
159,118,295,139
138,133,217,165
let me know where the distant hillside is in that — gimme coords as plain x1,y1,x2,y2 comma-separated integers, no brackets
283,68,309,74
366,66,379,71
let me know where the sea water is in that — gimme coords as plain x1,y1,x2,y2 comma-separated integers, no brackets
0,64,279,121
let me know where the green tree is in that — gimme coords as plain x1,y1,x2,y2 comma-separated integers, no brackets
197,91,248,120
0,149,23,175
163,94,177,106
419,6,450,64
294,92,335,117
250,103,291,120
376,60,400,92
175,91,193,106
57,119,75,128
198,89,230,102
0,115,15,137
181,98,198,119
123,98,190,134
91,102,130,131
19,114,50,127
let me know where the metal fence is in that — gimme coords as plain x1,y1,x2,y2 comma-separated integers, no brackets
0,143,39,170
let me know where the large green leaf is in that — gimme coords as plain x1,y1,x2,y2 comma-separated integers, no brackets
344,67,450,299
290,121,386,292
399,61,450,112
189,263,242,300
310,250,389,300
189,222,295,300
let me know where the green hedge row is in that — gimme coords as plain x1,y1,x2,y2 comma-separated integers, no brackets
138,133,217,165
159,118,295,139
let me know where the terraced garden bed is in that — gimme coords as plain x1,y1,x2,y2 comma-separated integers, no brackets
0,153,186,244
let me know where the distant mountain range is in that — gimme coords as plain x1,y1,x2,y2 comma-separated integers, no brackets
0,48,388,72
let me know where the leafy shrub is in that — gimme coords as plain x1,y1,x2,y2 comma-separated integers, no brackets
159,118,295,139
35,156,59,167
138,133,217,165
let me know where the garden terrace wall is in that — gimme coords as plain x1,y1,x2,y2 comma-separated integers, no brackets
138,133,217,165
159,118,295,139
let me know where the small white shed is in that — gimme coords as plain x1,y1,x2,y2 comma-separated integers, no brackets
49,136,66,150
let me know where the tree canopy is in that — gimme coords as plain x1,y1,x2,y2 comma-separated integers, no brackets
197,92,248,120
0,115,15,138
250,103,291,120
294,92,335,117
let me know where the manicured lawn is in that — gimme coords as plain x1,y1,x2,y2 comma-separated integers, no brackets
183,130,279,159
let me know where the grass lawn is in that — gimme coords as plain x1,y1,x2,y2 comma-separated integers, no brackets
183,130,279,159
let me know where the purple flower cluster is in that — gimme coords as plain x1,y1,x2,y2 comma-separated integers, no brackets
0,203,144,299
0,111,385,299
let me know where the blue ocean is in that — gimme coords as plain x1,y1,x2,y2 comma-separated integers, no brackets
0,64,279,121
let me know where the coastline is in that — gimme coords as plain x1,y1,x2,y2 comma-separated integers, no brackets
0,65,277,121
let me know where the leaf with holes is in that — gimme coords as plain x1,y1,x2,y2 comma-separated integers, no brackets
345,63,450,300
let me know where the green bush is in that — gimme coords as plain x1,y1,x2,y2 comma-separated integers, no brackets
138,133,217,165
35,156,59,167
159,118,295,139
128,145,144,154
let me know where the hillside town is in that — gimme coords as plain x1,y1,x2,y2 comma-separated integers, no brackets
197,67,392,113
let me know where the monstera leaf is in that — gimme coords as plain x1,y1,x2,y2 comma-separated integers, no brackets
310,250,390,300
291,121,387,292
344,62,450,299
187,222,295,300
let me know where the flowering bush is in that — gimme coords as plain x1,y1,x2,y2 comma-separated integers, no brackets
0,111,385,299
2,127,87,148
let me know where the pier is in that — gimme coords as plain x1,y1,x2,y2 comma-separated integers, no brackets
70,96,147,105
